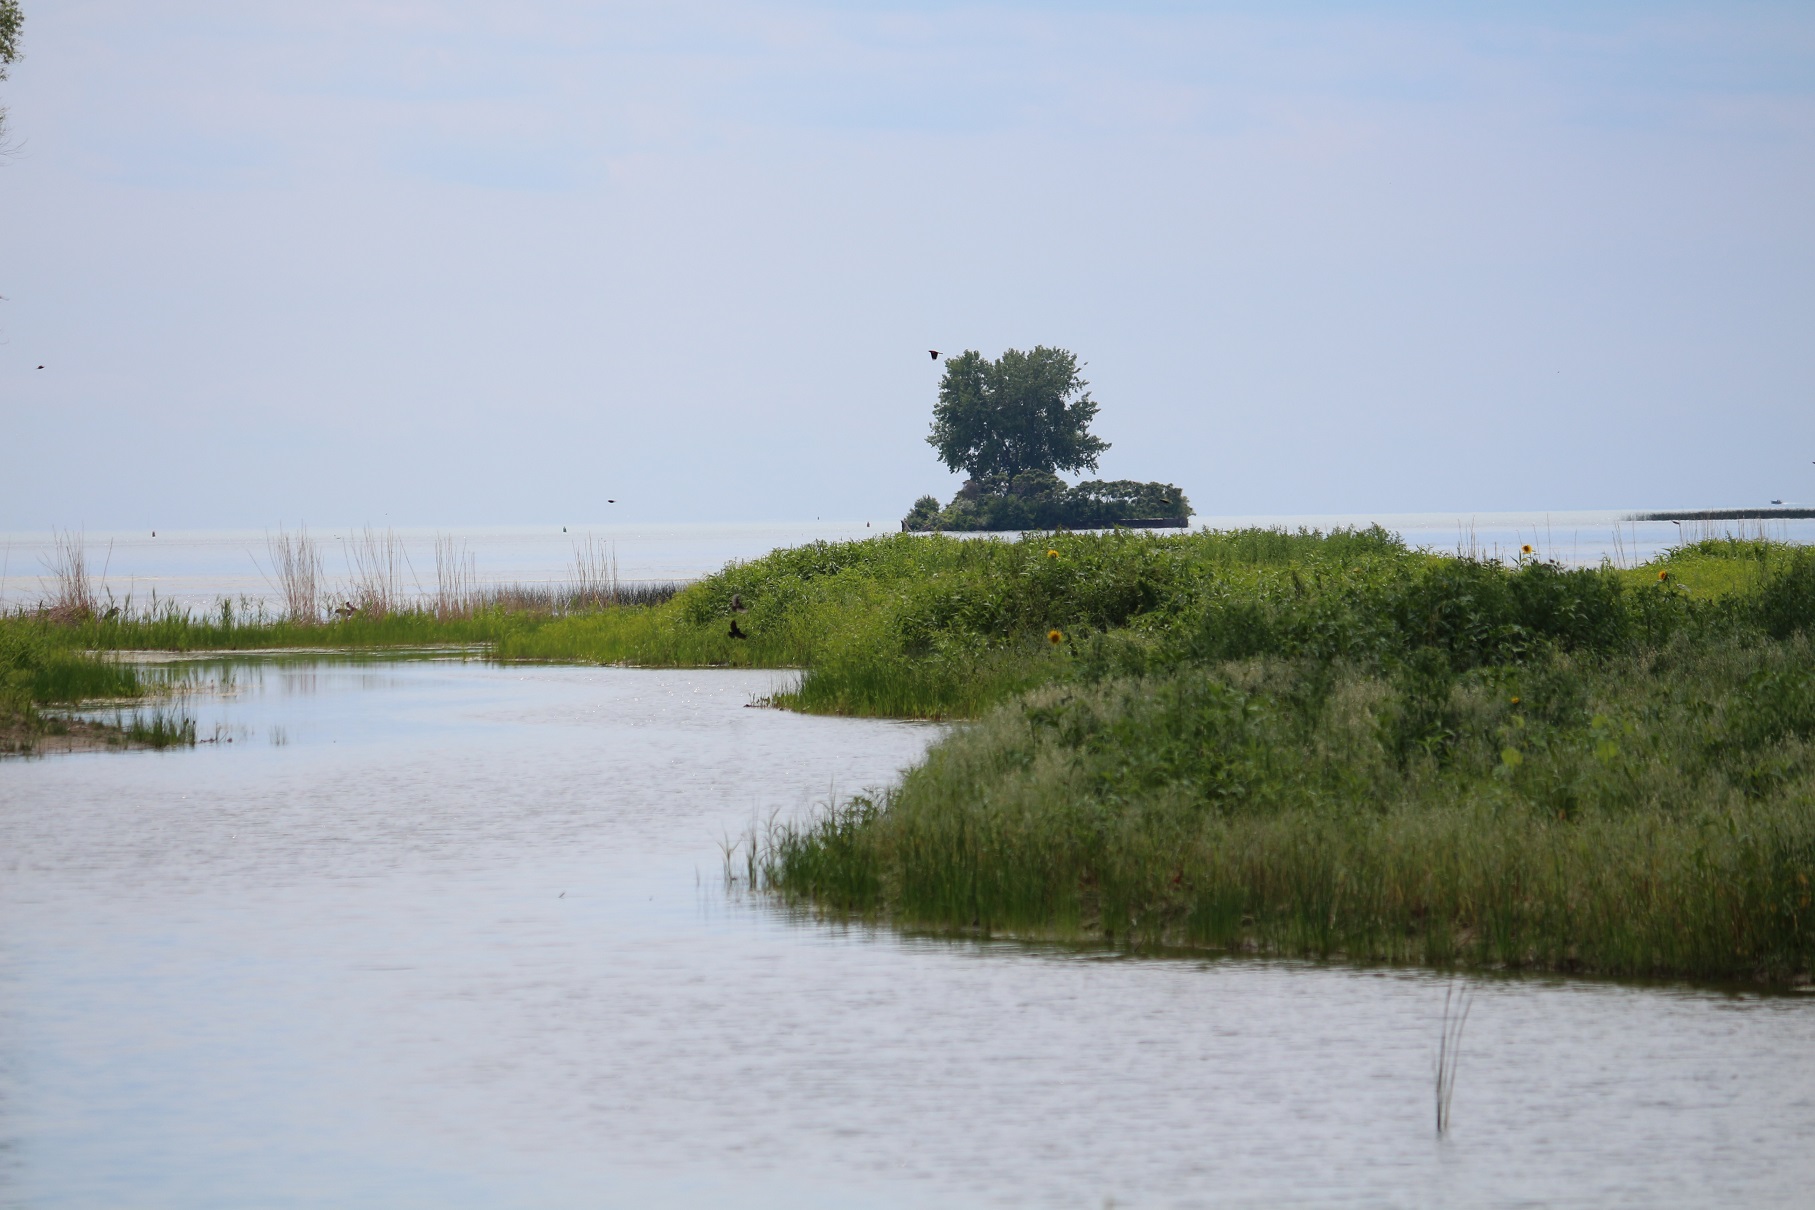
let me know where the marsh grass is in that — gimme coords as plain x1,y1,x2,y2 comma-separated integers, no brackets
264,526,325,622
39,529,110,621
347,526,417,617
1,617,149,750
777,645,1066,719
751,538,1815,984
1,622,141,709
571,534,620,607
11,523,1814,980
757,642,1815,981
434,535,480,620
117,708,196,748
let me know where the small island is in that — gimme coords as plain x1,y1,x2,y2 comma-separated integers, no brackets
902,346,1191,531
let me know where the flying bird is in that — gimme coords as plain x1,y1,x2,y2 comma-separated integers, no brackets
37,365,44,370
608,499,616,504
928,350,940,360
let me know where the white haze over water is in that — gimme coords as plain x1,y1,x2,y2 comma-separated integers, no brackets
1,2,1813,531
6,513,1814,611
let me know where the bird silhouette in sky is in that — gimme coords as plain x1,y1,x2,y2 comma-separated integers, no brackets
928,350,940,360
608,499,616,503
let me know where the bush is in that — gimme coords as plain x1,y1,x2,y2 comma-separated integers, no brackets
903,476,1193,531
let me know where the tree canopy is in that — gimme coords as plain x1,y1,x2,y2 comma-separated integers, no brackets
927,346,1109,482
0,0,20,149
0,0,20,79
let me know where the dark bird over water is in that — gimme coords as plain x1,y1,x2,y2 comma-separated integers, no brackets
729,618,747,640
928,350,940,360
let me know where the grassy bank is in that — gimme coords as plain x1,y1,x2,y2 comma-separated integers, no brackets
503,526,1437,715
753,534,1815,983
0,621,169,753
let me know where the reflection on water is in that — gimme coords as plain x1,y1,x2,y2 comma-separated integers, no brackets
2,658,1813,1208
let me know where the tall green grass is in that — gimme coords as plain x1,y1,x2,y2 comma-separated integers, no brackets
1,620,150,749
1,621,141,712
46,602,536,652
762,643,1815,981
757,541,1815,983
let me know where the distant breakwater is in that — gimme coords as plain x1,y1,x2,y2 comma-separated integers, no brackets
1630,507,1815,522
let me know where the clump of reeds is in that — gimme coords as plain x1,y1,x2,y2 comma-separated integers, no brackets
434,535,479,620
39,529,106,622
119,708,197,749
346,526,416,618
478,579,682,615
265,526,325,623
571,534,620,609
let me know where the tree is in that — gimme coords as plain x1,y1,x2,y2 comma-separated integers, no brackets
0,0,20,147
0,1,18,75
927,346,1108,482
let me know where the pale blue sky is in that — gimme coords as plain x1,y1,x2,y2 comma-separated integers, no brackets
2,1,1812,528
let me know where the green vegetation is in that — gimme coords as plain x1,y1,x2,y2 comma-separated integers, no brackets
907,346,1190,531
902,473,1192,532
0,1,20,80
929,347,1109,482
737,531,1815,984
1,619,148,752
15,523,1814,983
43,601,535,652
0,0,21,145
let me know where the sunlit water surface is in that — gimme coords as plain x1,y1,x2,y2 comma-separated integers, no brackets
3,658,1813,1208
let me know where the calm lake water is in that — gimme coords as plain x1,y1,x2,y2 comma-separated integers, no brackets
4,657,1814,1208
7,511,1814,610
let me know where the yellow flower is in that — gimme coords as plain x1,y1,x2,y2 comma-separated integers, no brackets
1048,628,1063,645
1521,544,1533,555
1510,696,1521,705
1046,549,1060,559
1658,569,1670,582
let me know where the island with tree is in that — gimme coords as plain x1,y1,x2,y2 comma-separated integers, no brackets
902,346,1192,531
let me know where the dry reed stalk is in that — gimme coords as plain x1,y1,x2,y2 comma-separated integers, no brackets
571,534,620,609
40,529,101,621
347,526,416,618
265,526,325,622
434,535,479,620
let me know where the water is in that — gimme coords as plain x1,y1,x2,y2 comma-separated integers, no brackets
0,521,886,611
3,657,1814,1208
7,511,1813,610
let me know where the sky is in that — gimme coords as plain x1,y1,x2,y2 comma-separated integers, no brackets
1,0,1812,530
